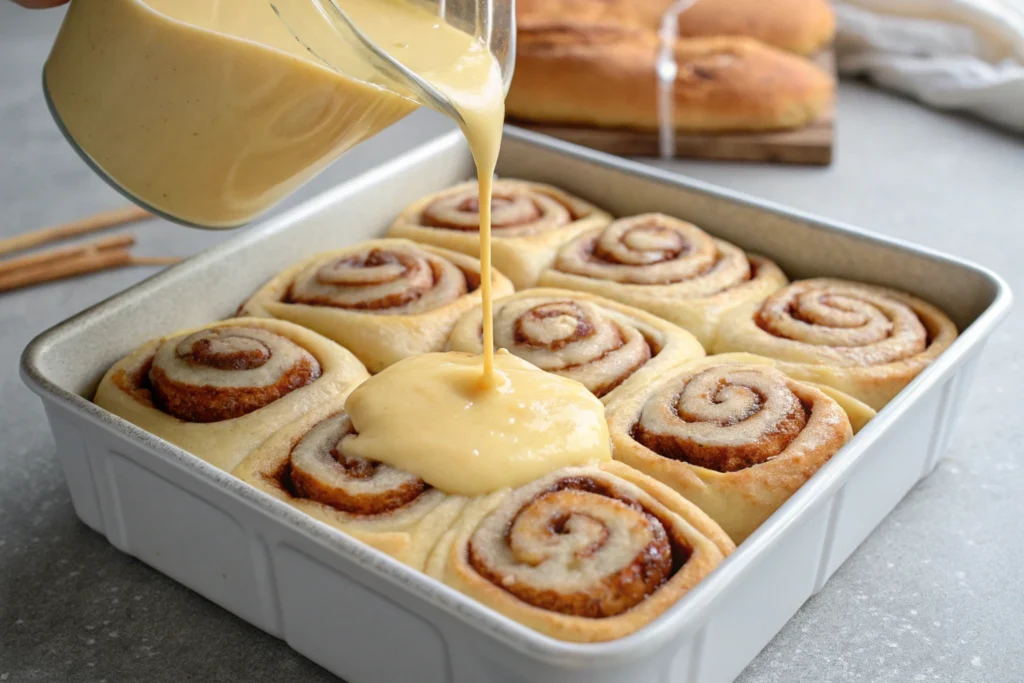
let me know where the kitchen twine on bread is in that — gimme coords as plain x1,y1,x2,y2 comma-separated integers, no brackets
657,0,699,159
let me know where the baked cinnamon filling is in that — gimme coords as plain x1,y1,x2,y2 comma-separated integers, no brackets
554,214,755,294
632,365,811,473
494,298,652,398
418,182,579,233
141,326,320,423
287,246,470,313
753,280,930,366
283,412,429,516
468,474,690,618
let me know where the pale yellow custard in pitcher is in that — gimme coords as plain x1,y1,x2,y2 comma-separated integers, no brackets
44,0,496,228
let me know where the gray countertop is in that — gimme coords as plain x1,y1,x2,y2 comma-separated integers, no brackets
2,4,1023,682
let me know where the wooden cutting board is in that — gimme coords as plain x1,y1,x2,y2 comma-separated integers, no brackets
514,51,836,166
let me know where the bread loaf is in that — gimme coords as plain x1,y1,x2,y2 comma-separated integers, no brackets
507,23,834,133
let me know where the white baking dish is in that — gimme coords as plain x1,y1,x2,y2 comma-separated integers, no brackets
21,128,1011,683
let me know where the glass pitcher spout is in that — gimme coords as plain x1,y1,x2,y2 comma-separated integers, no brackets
270,0,516,127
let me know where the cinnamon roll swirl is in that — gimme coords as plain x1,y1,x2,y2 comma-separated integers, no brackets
539,214,788,347
699,352,877,434
94,318,369,471
426,461,733,642
446,288,704,403
388,179,612,288
240,239,513,373
234,397,465,570
712,278,959,409
606,357,854,542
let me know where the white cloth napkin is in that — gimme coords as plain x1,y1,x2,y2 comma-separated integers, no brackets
834,0,1024,132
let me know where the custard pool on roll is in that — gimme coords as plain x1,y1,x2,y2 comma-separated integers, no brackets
341,351,612,497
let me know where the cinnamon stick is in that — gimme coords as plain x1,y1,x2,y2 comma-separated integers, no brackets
0,234,135,276
0,206,151,257
0,249,182,293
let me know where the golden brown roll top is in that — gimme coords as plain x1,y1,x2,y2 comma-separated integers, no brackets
606,357,854,542
426,461,733,642
539,213,787,347
234,398,466,571
517,0,664,31
676,0,836,56
447,288,704,403
508,25,834,133
712,278,959,409
388,179,611,288
240,239,513,373
94,318,369,471
516,0,836,56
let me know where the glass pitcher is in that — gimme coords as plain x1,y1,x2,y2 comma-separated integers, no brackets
42,0,514,229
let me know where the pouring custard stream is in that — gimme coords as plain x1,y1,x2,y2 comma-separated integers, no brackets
335,2,612,493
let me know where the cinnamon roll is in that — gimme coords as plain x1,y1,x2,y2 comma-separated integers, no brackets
239,239,513,373
606,356,854,542
388,179,612,289
426,461,733,642
94,318,369,471
702,352,877,434
446,288,705,404
538,214,788,347
234,397,465,570
712,278,959,409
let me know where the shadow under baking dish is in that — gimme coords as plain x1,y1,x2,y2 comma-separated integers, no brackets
21,127,1012,683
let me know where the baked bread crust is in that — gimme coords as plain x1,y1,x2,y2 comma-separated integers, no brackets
507,25,834,132
677,0,836,55
517,0,836,55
